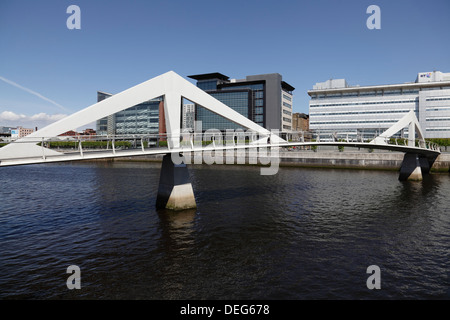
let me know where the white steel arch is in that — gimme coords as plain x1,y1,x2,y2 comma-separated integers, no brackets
370,110,425,146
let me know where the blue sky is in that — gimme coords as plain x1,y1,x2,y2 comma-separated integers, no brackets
0,0,449,129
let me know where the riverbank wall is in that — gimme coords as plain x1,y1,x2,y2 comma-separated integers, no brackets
109,147,450,173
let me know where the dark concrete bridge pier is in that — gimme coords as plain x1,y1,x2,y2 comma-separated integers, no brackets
156,154,197,211
399,153,438,181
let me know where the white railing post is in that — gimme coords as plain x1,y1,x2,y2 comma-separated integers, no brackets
79,139,83,158
42,137,46,160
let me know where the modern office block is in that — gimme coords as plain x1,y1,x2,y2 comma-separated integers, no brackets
308,71,450,139
188,72,295,135
96,91,163,136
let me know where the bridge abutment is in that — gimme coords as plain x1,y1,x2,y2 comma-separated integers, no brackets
156,154,197,211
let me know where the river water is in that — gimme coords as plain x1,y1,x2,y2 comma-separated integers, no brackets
0,161,449,299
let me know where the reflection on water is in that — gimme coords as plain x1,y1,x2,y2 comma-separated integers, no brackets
0,161,449,299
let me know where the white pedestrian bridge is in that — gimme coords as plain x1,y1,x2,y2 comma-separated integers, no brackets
0,71,441,210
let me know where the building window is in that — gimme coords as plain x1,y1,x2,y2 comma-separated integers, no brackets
310,120,398,125
310,99,416,108
197,80,218,91
254,115,264,122
426,97,450,102
196,91,250,131
383,89,402,95
426,118,450,121
402,89,420,94
426,107,450,111
255,91,264,99
282,102,292,109
426,128,450,131
359,91,376,97
310,109,410,116
326,93,343,98
254,107,264,115
342,92,359,97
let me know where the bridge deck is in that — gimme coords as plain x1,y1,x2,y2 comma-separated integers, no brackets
0,141,440,167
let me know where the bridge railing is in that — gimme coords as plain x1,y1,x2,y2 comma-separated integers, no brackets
1,130,441,163
5,131,443,152
2,130,274,160
0,133,171,160
310,131,441,152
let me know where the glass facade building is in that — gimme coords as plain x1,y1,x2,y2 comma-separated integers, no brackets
188,72,295,134
96,91,163,136
196,90,251,131
308,71,450,139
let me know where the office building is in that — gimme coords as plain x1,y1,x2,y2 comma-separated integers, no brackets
188,72,295,136
96,91,164,136
308,71,450,139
